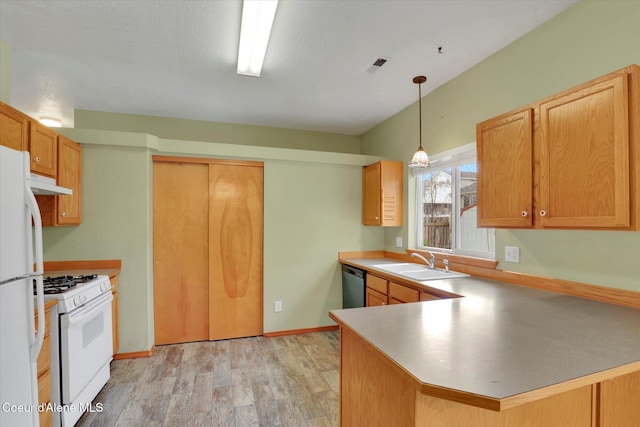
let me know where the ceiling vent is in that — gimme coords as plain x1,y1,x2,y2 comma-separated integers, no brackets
366,57,390,73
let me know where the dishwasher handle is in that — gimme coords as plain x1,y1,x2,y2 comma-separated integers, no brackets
342,265,365,279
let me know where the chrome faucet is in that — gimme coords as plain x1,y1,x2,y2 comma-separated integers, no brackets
411,252,435,269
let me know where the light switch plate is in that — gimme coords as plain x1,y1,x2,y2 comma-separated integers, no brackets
505,246,520,263
275,300,282,312
396,237,403,248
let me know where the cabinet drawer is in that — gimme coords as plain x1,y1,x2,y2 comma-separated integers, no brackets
389,282,419,303
366,287,387,307
367,275,388,295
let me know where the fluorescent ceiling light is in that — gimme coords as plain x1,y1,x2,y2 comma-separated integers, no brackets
237,0,278,77
39,117,62,127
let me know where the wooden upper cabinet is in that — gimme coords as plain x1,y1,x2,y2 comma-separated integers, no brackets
37,136,83,226
363,160,403,226
55,136,82,224
476,64,640,230
0,102,29,151
538,70,630,228
477,108,533,227
0,103,84,226
29,119,58,178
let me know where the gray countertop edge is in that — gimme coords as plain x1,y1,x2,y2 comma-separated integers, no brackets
332,257,640,408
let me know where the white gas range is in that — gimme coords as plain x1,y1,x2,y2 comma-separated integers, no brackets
41,274,113,427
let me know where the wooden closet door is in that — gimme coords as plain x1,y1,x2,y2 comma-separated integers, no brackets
153,162,210,345
209,163,263,340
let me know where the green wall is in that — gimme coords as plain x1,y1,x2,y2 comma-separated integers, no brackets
361,0,640,291
75,109,361,154
42,134,156,353
0,40,10,103
45,127,383,353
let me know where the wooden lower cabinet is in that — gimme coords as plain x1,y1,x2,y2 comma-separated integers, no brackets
598,370,640,427
366,274,432,306
339,326,640,427
416,386,594,427
389,282,419,304
36,301,55,427
366,287,387,306
153,157,264,345
366,274,388,307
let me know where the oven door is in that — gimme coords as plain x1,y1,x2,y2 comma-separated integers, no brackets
60,291,113,403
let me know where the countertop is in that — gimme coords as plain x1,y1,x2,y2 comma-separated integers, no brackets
43,259,121,279
43,268,120,279
330,257,640,405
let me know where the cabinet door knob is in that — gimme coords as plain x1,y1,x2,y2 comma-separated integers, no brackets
61,212,67,217
539,210,547,217
521,210,528,217
35,156,40,163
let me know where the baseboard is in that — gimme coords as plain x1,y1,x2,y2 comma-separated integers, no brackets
113,347,154,360
263,325,339,338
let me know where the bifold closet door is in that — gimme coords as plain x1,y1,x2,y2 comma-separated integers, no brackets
209,163,263,340
153,162,209,345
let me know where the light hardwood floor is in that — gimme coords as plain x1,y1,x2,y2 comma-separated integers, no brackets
77,331,340,427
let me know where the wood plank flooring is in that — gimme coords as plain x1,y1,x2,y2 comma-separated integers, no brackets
76,331,340,427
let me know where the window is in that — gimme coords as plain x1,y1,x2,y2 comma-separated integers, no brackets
415,143,495,258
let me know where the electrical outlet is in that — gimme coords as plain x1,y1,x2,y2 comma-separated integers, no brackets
275,300,282,312
505,246,520,263
396,237,403,248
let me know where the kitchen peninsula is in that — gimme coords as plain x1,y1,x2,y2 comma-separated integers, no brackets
330,256,640,427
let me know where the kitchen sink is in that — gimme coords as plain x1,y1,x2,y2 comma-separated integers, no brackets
401,269,468,280
371,263,468,281
370,263,421,273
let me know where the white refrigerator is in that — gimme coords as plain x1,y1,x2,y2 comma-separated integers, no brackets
0,145,47,427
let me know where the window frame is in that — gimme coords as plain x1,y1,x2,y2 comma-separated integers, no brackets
414,142,495,259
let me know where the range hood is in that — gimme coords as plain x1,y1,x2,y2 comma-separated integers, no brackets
28,174,72,196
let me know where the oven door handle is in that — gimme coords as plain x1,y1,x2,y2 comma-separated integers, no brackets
62,292,113,328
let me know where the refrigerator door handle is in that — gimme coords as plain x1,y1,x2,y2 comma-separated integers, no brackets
24,185,45,362
30,276,45,362
24,185,43,275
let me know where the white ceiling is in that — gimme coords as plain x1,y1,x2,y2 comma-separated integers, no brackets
0,0,577,136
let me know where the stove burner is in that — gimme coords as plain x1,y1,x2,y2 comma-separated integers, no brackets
39,274,99,294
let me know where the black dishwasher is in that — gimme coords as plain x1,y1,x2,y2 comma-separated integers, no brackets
341,265,366,308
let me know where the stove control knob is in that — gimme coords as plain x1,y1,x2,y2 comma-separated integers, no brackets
101,282,111,292
73,296,81,307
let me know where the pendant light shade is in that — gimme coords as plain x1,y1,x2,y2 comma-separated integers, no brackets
408,75,430,168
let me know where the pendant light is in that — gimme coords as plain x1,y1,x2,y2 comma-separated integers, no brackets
408,75,430,168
